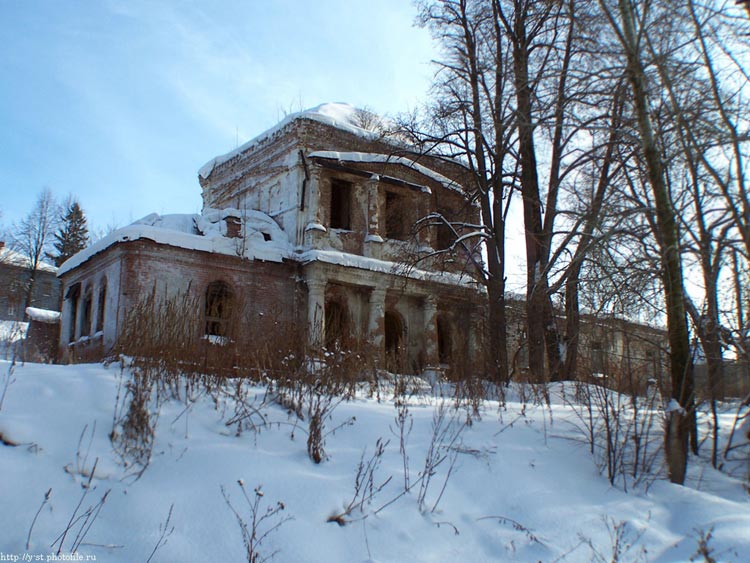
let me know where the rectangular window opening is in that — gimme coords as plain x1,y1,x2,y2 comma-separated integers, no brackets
385,191,408,240
591,340,605,374
329,179,352,230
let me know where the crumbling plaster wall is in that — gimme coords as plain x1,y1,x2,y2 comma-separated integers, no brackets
199,119,480,274
58,246,123,362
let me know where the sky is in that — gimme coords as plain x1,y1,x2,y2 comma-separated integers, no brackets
0,0,436,236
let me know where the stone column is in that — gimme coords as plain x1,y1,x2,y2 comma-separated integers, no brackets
423,295,439,367
307,279,326,349
304,165,326,241
367,287,387,356
365,175,383,244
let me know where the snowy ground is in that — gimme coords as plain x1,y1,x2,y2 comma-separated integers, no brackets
0,361,748,562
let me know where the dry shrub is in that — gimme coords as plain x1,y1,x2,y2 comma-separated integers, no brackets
112,285,384,464
110,364,159,479
568,359,662,490
221,482,292,563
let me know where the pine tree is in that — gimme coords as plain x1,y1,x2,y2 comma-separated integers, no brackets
50,201,89,267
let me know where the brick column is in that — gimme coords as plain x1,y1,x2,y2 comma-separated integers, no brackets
307,279,326,348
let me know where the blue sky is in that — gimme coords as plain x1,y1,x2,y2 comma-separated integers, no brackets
0,0,435,235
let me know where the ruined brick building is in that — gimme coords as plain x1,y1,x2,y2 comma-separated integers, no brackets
57,104,485,371
56,103,670,388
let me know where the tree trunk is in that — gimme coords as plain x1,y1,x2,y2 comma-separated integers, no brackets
561,86,623,380
512,6,547,379
461,0,509,384
616,0,694,485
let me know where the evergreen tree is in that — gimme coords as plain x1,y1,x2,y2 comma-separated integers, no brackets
50,200,89,266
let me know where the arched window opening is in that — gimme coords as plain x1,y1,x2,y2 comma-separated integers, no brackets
81,289,93,337
437,316,452,364
384,310,405,372
66,283,81,343
96,280,107,333
205,281,234,337
324,299,349,350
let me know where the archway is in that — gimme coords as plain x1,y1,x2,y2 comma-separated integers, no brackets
384,310,405,371
437,315,452,364
325,299,350,350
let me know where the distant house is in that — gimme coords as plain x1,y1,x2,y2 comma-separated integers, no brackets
57,104,485,370
0,242,60,321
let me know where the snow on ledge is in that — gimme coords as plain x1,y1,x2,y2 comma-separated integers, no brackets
296,249,479,287
25,307,61,323
309,151,463,193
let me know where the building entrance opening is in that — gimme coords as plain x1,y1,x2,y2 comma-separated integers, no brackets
384,310,405,371
437,315,452,364
325,299,349,350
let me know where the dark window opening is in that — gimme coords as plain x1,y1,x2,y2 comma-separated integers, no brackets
437,316,452,364
436,221,453,251
385,191,409,240
591,340,605,374
96,282,106,333
645,348,658,378
66,283,81,343
261,232,272,242
205,281,233,337
385,310,405,372
81,292,93,337
330,179,352,230
325,299,349,350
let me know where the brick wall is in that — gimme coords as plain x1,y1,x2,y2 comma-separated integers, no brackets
60,239,303,361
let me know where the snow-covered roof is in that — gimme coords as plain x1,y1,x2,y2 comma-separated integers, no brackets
198,103,388,180
0,246,57,273
58,209,293,276
25,307,61,323
58,209,477,289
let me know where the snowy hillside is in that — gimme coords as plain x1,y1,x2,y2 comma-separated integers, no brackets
0,361,748,562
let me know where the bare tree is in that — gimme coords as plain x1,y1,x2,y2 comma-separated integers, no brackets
416,0,626,382
12,189,60,318
595,0,707,484
414,0,517,383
